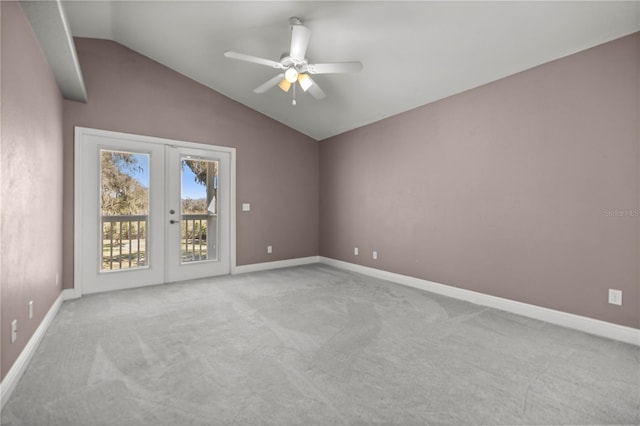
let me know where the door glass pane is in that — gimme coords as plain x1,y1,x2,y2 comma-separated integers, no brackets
181,158,218,263
100,150,149,271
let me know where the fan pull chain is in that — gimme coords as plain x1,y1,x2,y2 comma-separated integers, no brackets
292,82,297,106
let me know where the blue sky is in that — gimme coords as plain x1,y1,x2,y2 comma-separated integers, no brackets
129,154,149,187
181,165,206,199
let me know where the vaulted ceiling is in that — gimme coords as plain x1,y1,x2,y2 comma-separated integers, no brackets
30,1,640,140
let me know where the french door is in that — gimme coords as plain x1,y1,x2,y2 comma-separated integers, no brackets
75,128,234,295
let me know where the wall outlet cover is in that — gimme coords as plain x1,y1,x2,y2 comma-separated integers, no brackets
608,289,622,306
11,320,17,343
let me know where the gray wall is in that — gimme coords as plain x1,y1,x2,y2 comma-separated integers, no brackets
63,38,320,289
320,33,640,328
1,1,64,380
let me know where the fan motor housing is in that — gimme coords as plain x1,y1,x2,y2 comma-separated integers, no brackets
289,17,303,26
280,55,307,71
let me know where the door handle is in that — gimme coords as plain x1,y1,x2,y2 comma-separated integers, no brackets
169,220,178,224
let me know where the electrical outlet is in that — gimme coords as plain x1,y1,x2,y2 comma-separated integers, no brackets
267,245,273,254
372,251,378,260
608,289,622,306
11,320,17,343
28,300,34,319
354,247,359,256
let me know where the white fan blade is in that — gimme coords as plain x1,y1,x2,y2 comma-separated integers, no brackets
305,76,325,99
290,24,311,61
253,74,285,94
307,62,363,74
224,51,283,69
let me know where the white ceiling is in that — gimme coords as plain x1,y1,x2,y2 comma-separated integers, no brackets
59,1,639,141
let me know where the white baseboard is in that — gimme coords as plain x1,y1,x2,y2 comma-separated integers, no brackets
319,257,640,346
62,287,81,301
232,256,320,275
1,290,65,409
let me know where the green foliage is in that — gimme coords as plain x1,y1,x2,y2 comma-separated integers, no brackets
182,197,207,213
101,151,149,216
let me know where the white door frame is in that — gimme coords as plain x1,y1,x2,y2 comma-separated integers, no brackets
74,127,237,296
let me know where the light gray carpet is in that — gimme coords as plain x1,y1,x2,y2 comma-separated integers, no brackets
2,264,639,425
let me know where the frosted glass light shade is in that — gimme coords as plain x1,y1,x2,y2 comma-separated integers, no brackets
278,78,291,92
298,74,313,91
285,68,298,83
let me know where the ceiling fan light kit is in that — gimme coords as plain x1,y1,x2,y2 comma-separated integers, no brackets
224,17,363,105
284,68,299,83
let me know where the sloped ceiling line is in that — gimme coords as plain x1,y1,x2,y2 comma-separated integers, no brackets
20,0,88,103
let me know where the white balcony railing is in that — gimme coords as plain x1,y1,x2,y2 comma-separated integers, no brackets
101,214,215,271
101,215,147,271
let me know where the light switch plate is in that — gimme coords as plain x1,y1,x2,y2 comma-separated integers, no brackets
242,203,251,212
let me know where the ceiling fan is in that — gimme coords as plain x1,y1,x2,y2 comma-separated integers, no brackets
224,17,363,105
